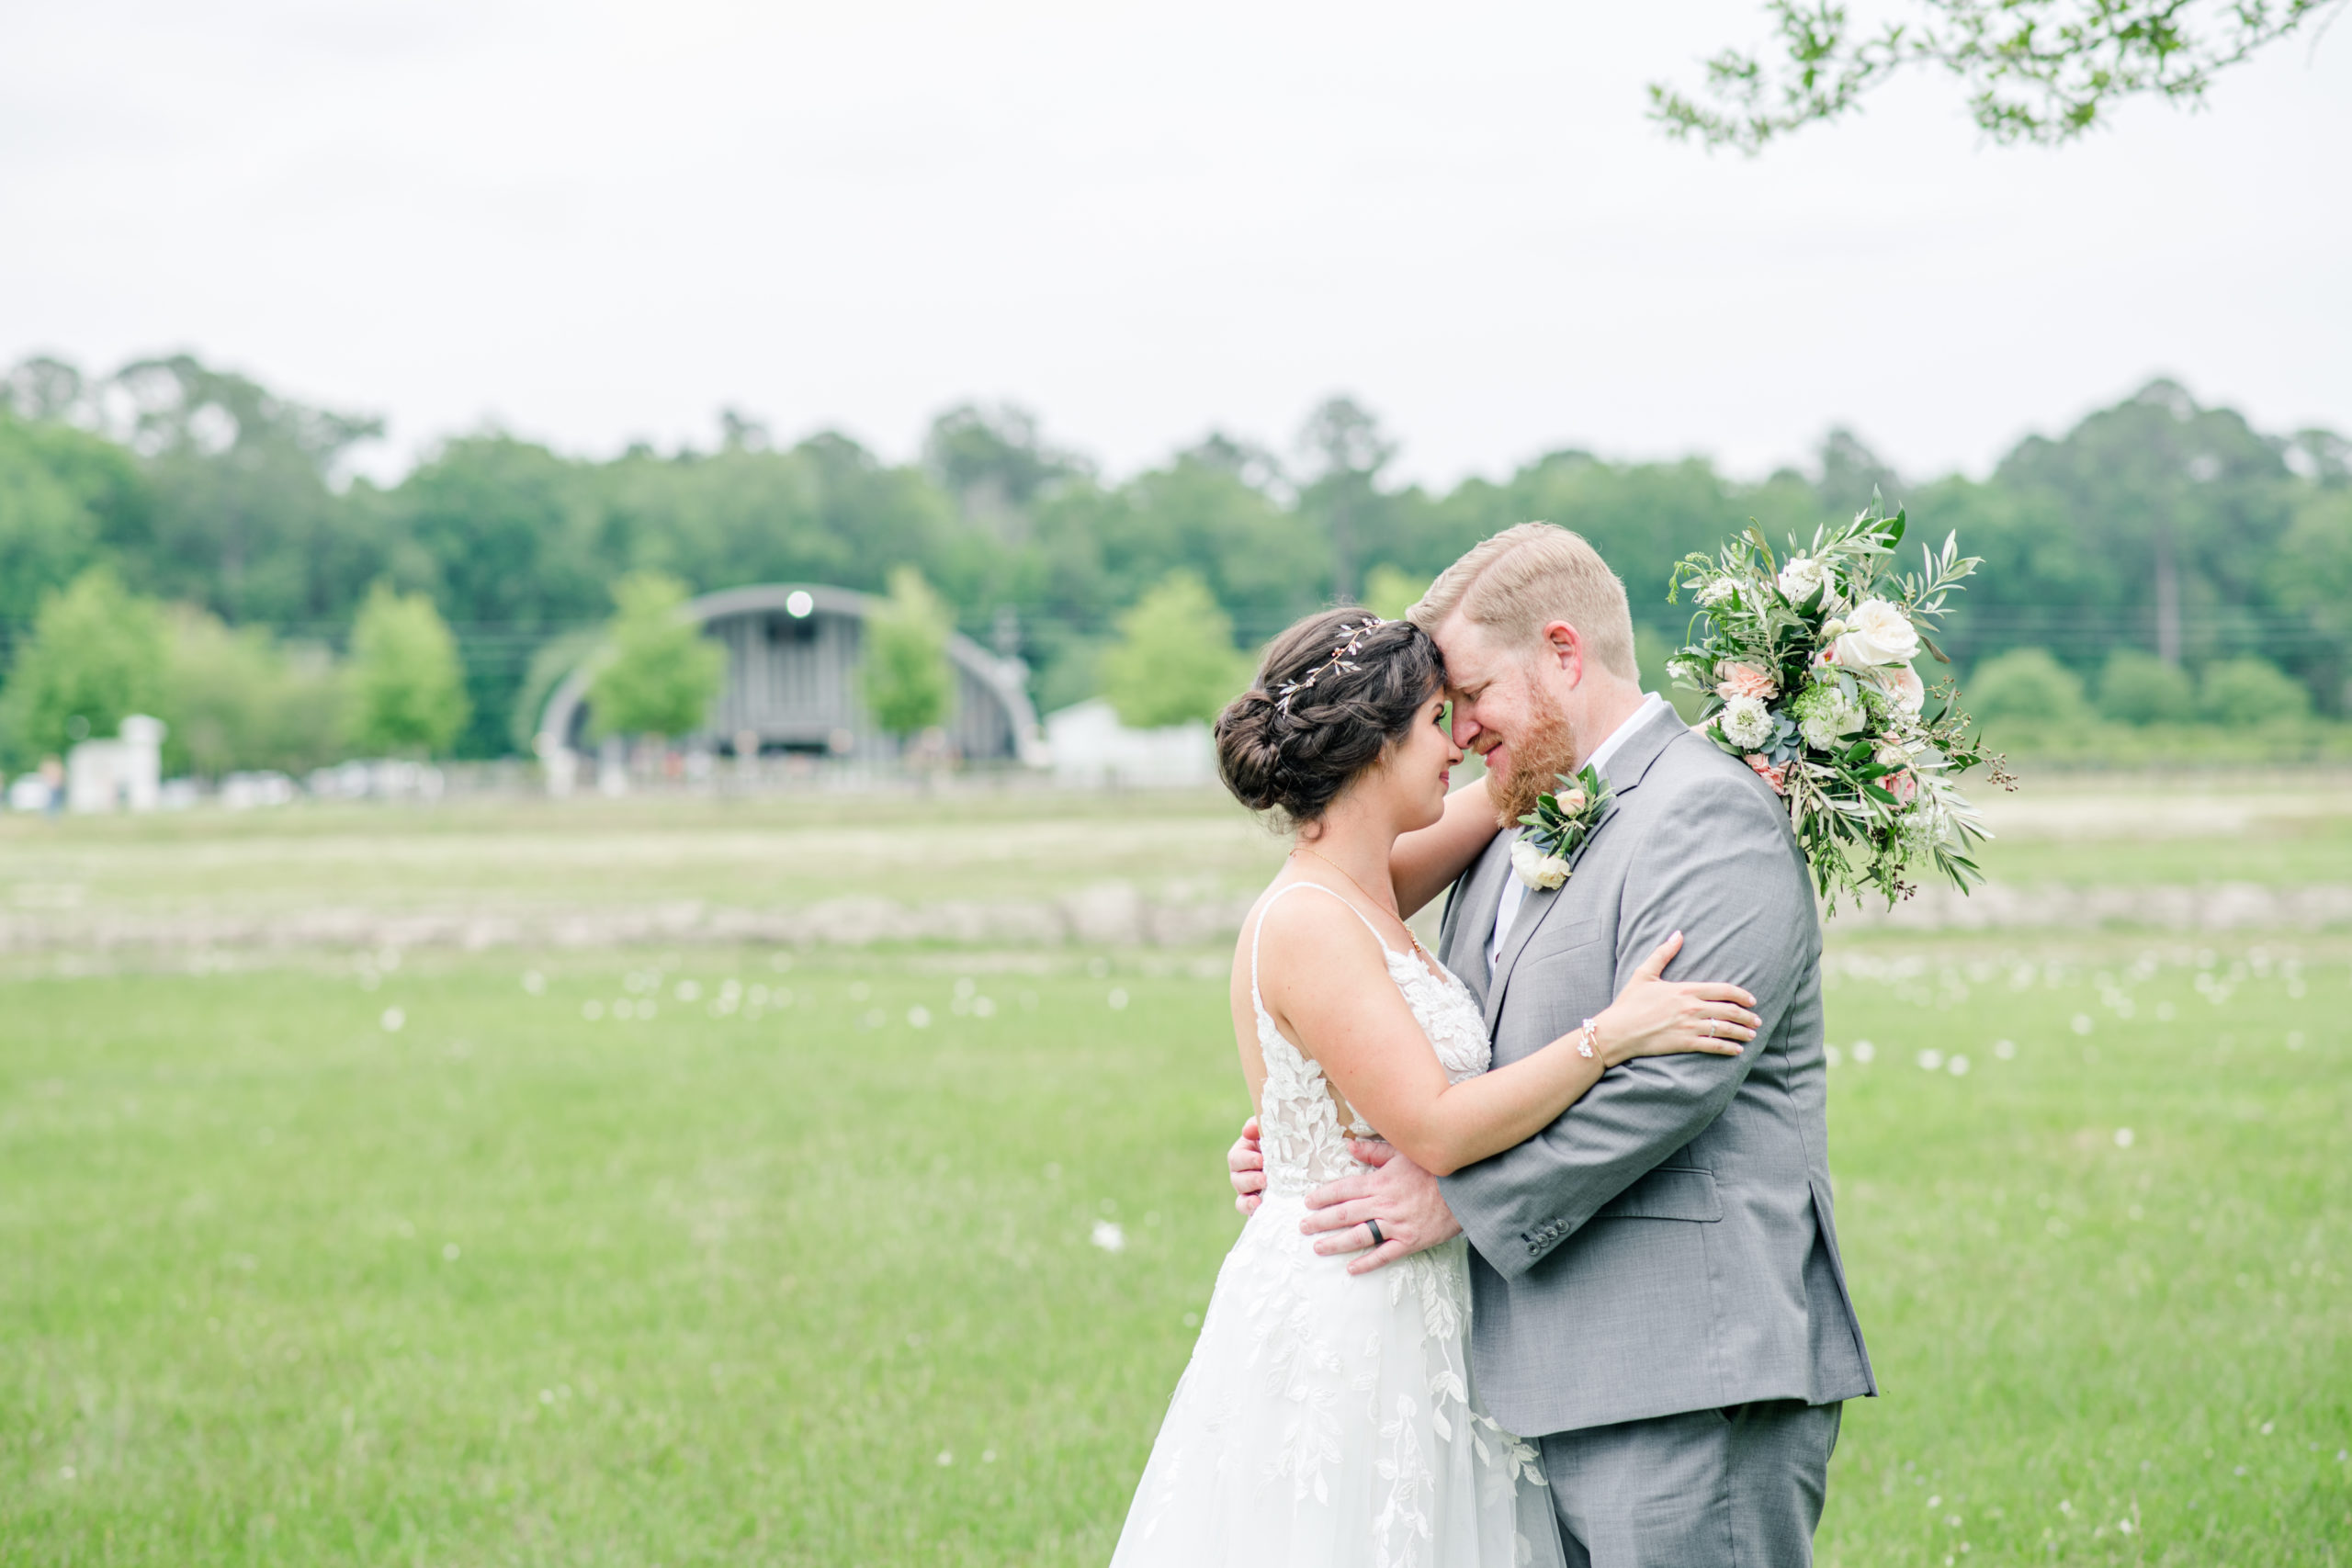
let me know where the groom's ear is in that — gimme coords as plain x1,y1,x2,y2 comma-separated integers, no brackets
1540,620,1588,683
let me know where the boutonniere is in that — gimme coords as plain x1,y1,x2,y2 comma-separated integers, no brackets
1510,763,1611,890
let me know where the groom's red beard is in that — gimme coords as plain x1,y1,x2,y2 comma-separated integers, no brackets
1487,687,1580,828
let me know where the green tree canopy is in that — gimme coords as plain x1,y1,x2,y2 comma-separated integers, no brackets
587,573,724,743
161,609,345,778
1099,571,1252,729
347,583,470,757
0,566,168,763
1363,565,1432,623
860,568,956,741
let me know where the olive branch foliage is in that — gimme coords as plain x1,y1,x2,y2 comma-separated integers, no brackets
1650,0,2348,152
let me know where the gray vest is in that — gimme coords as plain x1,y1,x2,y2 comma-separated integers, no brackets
1436,704,1875,1437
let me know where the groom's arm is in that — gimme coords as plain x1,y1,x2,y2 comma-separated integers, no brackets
1437,770,1811,1281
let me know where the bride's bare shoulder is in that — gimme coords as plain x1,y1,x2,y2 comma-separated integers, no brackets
1249,880,1386,976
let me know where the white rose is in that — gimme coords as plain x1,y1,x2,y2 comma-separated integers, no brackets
1833,599,1920,668
1718,694,1773,750
1510,837,1569,890
1777,556,1832,604
1696,576,1738,606
1869,660,1926,715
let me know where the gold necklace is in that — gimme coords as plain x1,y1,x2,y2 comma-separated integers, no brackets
1293,845,1428,953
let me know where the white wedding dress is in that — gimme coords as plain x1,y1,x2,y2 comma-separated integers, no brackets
1110,882,1565,1568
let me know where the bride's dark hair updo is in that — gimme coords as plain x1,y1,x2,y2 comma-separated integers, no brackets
1216,608,1448,824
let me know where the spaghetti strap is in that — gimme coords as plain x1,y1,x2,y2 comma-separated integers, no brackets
1249,880,1397,1013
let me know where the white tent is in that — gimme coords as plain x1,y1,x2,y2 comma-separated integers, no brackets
1045,699,1216,789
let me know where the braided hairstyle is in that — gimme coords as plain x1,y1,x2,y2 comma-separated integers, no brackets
1215,608,1448,825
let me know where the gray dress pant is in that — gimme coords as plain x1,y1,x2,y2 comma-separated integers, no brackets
1537,1400,1841,1568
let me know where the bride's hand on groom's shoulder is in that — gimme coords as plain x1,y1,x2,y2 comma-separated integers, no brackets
1227,1116,1265,1216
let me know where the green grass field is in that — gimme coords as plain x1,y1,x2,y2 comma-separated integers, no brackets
4,782,2349,1563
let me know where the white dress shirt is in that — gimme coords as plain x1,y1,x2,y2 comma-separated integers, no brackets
1486,692,1671,978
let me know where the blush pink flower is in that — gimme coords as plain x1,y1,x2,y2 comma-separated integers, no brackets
1714,661,1778,702
1884,768,1918,806
1745,753,1788,795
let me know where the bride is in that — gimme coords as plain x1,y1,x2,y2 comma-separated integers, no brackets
1107,609,1762,1568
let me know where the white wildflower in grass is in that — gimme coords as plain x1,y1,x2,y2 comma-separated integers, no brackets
442,1244,460,1261
2071,1015,2094,1035
954,977,977,1000
1917,1049,1944,1071
1824,1043,1843,1067
1851,1039,1876,1064
674,979,701,1003
613,998,635,1021
1107,988,1129,1010
1090,1220,1126,1253
972,996,996,1018
582,999,603,1021
522,971,546,995
380,1007,405,1033
1947,1055,1970,1077
935,1450,953,1466
1718,694,1774,750
2114,1128,2135,1148
1993,1039,2017,1059
907,1006,931,1029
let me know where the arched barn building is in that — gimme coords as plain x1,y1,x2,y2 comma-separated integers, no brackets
536,583,1043,765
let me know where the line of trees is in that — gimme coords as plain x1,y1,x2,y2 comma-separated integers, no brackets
1,352,2346,774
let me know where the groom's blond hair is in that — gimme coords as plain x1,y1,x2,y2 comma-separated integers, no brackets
1408,523,1639,680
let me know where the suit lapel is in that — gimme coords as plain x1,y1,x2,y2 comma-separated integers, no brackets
1445,832,1514,1010
1480,703,1691,1033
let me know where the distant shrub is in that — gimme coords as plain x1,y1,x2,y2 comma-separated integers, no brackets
1967,648,2088,728
2096,649,2196,726
2199,656,2311,727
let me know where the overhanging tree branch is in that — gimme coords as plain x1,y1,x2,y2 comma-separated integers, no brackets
1650,0,2347,152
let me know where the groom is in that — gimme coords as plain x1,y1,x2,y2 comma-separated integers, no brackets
1231,524,1873,1565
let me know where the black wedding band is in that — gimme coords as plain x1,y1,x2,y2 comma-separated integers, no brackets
1365,1219,1385,1247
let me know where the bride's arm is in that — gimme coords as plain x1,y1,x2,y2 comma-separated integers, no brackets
1389,776,1498,919
1261,908,1759,1178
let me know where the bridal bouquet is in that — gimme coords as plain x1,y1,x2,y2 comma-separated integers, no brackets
1666,500,2012,911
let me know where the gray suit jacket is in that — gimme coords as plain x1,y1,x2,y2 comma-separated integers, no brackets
1436,703,1875,1438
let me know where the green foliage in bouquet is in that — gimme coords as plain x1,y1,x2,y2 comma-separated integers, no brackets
1667,499,2015,910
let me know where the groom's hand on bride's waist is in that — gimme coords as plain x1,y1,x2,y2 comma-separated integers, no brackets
1302,1142,1462,1276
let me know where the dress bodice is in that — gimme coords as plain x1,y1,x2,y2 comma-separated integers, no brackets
1250,881,1493,1196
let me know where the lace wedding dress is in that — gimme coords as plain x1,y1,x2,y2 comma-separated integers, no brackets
1109,882,1564,1568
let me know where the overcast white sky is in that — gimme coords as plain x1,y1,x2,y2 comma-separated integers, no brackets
5,0,2345,489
